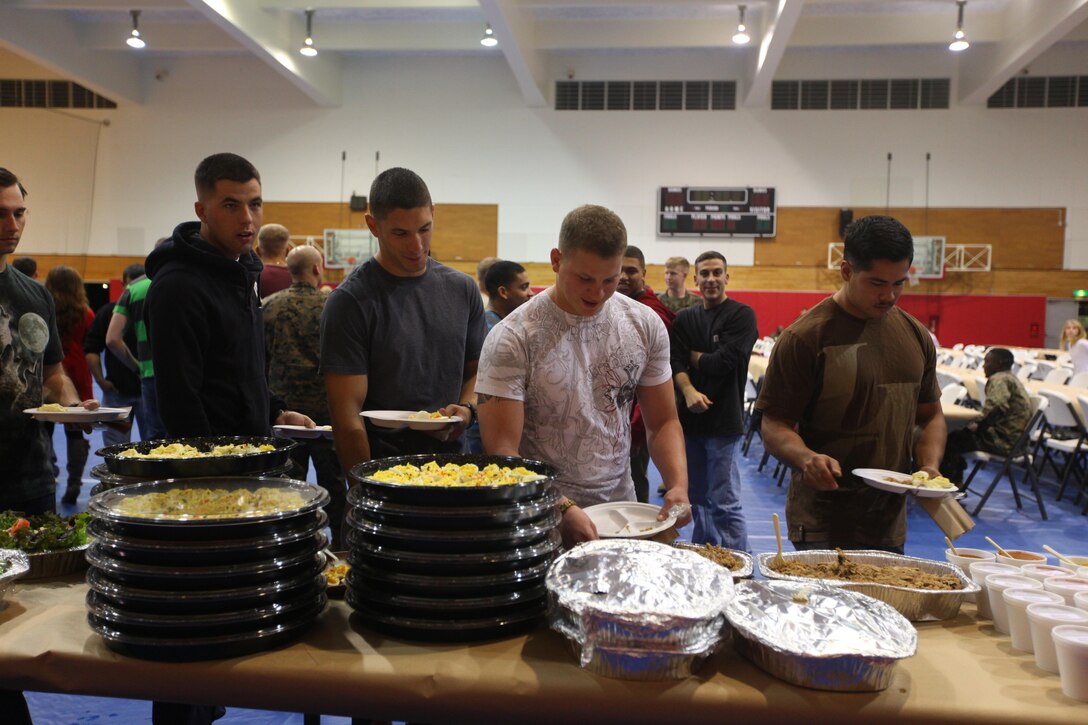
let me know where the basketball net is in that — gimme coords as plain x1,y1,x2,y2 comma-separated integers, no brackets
908,265,920,286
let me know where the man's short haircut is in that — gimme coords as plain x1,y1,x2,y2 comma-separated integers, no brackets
623,245,646,269
12,257,37,277
843,215,914,271
368,167,432,220
122,263,145,283
258,224,291,254
986,347,1014,371
484,260,527,298
0,167,27,197
194,153,260,197
286,245,323,276
557,205,627,258
664,256,690,273
694,251,727,269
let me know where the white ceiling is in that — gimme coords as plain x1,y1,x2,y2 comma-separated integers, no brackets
2,0,1087,108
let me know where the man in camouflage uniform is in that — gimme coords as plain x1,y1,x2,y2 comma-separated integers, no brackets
941,347,1032,484
263,244,345,547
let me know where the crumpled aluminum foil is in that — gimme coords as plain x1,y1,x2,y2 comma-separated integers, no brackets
757,550,980,621
726,579,917,692
0,549,31,602
546,539,733,679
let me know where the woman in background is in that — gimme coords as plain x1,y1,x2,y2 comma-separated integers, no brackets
44,265,95,504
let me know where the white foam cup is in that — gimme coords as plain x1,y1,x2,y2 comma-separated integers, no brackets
1027,603,1088,673
970,561,1019,619
1052,625,1088,702
1003,588,1064,652
986,575,1042,634
1020,563,1075,584
946,548,994,601
1076,590,1088,613
995,549,1049,568
1043,577,1088,607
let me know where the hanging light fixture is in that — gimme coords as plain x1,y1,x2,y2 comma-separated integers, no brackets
300,9,318,57
732,4,750,46
949,1,970,52
126,9,146,49
480,23,498,47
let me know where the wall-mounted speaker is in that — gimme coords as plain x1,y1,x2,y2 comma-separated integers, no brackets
839,208,853,240
349,194,368,212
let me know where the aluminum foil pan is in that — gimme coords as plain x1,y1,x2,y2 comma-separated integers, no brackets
757,550,980,621
546,539,733,679
672,541,753,580
726,580,917,692
0,549,31,601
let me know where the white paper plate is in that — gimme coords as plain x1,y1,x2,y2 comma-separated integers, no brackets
273,424,333,440
24,406,131,424
852,468,957,498
583,501,673,539
361,410,461,431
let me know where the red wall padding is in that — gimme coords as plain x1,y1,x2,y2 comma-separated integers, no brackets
728,290,1047,348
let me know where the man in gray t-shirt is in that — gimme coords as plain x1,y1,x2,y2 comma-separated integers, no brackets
321,168,486,472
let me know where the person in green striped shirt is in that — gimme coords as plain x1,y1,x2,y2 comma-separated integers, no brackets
106,262,167,440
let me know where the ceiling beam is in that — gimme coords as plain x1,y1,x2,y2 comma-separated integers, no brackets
479,0,547,108
958,0,1088,105
0,7,144,105
743,0,804,108
186,0,342,107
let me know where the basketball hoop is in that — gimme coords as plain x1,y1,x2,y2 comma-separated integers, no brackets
908,265,920,286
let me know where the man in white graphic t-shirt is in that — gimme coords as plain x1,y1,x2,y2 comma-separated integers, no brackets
475,204,691,546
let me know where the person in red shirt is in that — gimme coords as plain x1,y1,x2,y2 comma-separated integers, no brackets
44,265,95,504
618,246,676,502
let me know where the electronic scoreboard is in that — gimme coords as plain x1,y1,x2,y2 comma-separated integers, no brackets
657,186,776,238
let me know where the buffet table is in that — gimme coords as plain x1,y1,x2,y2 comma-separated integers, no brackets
2,576,1085,723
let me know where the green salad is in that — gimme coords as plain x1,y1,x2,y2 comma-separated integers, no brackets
0,511,90,553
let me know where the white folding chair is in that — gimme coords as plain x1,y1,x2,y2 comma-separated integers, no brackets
1017,364,1036,382
952,343,964,351
963,395,1049,520
940,384,968,405
1044,367,1072,385
936,370,963,391
1035,390,1086,503
1031,361,1056,381
1069,372,1088,389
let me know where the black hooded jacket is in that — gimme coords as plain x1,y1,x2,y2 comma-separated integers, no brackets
145,221,285,437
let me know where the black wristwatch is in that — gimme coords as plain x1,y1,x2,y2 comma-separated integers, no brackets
460,401,477,426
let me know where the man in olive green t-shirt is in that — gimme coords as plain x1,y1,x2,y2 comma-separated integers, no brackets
755,216,945,553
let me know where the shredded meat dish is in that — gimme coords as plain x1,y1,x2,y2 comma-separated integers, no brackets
691,544,744,571
769,548,962,590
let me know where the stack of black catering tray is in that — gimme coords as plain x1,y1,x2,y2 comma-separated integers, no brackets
85,476,329,661
346,454,562,642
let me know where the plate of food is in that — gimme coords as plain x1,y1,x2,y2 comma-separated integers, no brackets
323,552,350,597
361,410,461,431
582,502,674,539
273,424,333,440
852,468,957,498
24,404,131,424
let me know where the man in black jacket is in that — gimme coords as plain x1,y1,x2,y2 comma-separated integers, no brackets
145,153,312,439
671,251,758,550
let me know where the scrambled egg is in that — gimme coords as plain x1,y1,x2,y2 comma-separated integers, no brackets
884,471,955,490
407,410,445,420
324,563,350,586
37,403,67,412
117,442,275,459
370,461,546,487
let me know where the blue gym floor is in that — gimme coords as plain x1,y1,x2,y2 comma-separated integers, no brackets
25,410,1088,724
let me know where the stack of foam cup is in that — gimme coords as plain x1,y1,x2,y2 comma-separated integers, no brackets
1043,577,1088,607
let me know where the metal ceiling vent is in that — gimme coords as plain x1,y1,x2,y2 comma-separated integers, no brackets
771,79,950,110
555,80,736,111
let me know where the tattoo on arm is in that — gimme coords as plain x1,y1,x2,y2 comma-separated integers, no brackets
478,393,495,405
